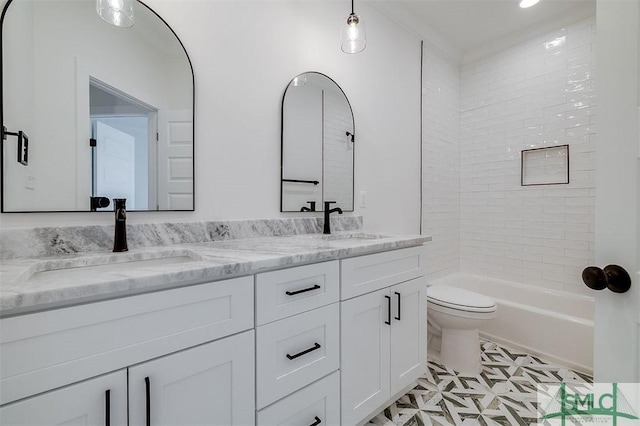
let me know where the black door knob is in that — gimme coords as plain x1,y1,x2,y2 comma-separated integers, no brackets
582,264,631,293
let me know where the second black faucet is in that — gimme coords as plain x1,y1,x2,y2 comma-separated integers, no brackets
323,201,343,234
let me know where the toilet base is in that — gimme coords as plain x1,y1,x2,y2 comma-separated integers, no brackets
440,328,481,375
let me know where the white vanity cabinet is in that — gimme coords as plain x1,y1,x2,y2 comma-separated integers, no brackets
255,261,341,425
0,241,428,426
129,330,255,426
340,246,428,426
0,276,255,426
0,370,128,426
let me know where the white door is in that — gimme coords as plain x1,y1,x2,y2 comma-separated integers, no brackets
157,109,193,210
593,0,639,382
390,277,428,396
94,121,136,207
0,370,127,426
128,331,255,426
341,288,391,426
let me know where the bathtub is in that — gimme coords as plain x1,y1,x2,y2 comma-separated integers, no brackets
430,272,594,375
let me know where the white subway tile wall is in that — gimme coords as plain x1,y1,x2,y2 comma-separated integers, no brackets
459,18,596,294
422,44,461,279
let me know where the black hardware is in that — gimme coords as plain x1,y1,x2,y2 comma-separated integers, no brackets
346,131,355,143
286,284,321,296
394,292,401,321
301,201,316,212
145,377,151,426
286,342,321,360
105,389,110,426
113,198,128,252
90,196,111,211
2,126,29,165
323,201,343,234
310,416,322,426
282,179,320,185
90,138,97,147
384,295,391,325
582,264,632,293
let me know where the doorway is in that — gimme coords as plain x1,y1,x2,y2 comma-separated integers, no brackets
89,78,158,211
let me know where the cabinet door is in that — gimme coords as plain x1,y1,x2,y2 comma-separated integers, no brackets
340,288,390,426
390,277,428,395
0,370,127,426
129,330,255,426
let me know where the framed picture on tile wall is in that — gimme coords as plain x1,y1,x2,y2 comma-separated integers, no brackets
521,145,569,186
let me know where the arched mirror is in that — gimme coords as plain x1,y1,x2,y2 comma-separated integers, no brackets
281,72,354,212
1,0,194,212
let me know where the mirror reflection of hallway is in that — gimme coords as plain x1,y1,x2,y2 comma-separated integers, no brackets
90,79,156,210
1,0,194,212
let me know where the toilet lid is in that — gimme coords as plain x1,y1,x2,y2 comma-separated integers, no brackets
427,285,496,313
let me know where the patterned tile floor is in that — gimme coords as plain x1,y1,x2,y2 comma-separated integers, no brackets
367,340,592,426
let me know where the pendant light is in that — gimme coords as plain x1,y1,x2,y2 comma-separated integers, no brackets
341,0,366,54
96,0,134,28
519,0,540,8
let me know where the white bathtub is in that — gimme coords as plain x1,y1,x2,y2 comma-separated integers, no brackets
431,272,594,375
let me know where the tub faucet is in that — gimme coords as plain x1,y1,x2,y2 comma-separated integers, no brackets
300,201,316,212
113,198,128,252
323,201,343,234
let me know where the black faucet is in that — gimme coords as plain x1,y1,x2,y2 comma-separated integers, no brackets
113,198,128,252
300,201,316,212
323,201,343,234
90,196,110,212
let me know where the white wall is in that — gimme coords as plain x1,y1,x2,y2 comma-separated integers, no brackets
281,83,323,211
2,0,36,211
0,0,422,236
421,43,460,280
458,17,597,295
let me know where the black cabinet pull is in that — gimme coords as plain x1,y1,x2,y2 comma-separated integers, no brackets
286,342,321,360
105,389,110,426
394,292,401,321
145,377,151,426
286,284,321,296
384,295,391,325
310,416,322,426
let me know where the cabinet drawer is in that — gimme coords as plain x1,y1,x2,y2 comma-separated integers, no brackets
0,276,254,405
256,303,339,409
256,261,339,326
257,371,340,426
341,245,427,300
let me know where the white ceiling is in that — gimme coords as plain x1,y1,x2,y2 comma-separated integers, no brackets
372,0,595,61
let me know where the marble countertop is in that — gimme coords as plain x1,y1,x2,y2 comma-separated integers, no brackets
0,232,430,317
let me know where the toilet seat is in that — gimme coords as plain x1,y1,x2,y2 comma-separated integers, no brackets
427,286,496,313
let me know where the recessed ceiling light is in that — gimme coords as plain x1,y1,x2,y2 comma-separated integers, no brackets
519,0,540,8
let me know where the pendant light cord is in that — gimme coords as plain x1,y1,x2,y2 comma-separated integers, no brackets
351,0,354,15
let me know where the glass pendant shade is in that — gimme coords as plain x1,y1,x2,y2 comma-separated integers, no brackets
341,13,366,54
96,0,134,28
519,0,540,8
292,75,307,86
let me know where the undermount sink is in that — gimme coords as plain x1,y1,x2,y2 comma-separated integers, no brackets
17,249,203,282
302,232,388,241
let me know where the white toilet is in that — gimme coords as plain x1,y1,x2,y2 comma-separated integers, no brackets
427,285,497,375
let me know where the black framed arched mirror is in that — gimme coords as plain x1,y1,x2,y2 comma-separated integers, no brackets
280,72,355,213
1,0,194,212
